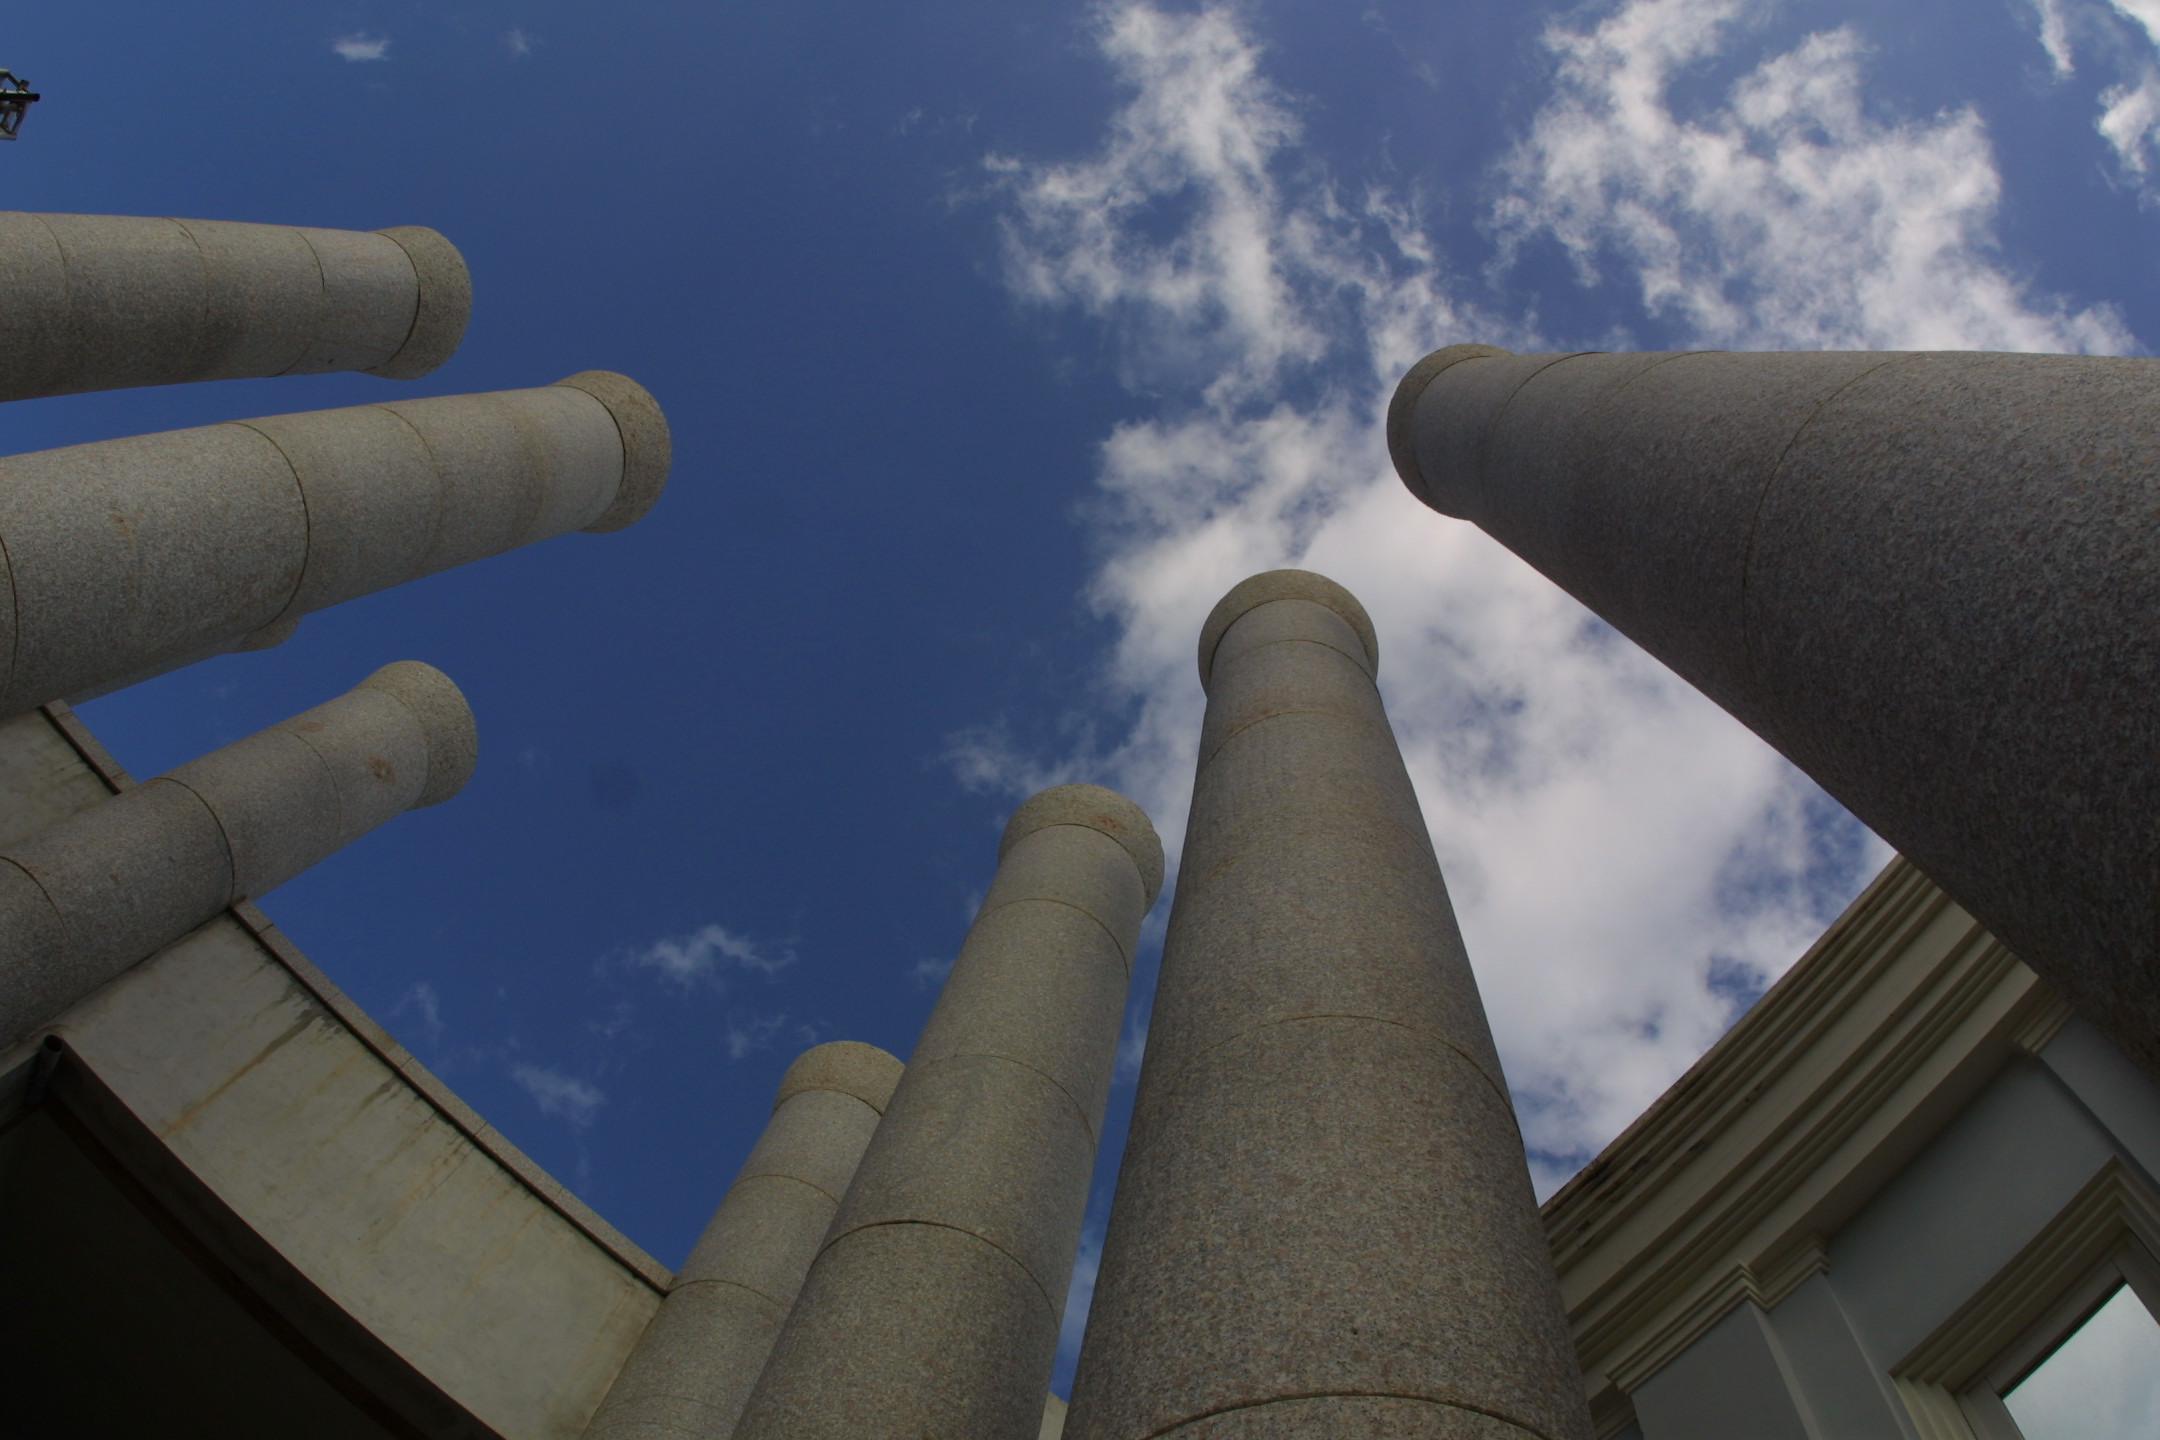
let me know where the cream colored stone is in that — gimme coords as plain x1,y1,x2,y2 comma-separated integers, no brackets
0,666,471,1052
1,383,668,716
733,785,1160,1440
582,1041,898,1440
0,213,468,400
1066,572,1590,1440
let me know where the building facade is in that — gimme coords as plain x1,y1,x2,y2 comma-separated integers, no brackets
2,220,2154,1439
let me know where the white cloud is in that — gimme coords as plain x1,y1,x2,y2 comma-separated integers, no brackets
975,0,2117,1215
2017,1,2160,197
2100,67,2160,175
622,922,794,988
332,33,390,64
2032,0,2079,75
511,1063,605,1129
505,28,536,60
1496,0,2131,353
2110,0,2160,48
909,955,955,990
724,1010,789,1061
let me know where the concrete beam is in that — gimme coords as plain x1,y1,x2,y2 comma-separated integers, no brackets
0,372,670,716
734,785,1163,1440
1390,345,2160,1078
581,1041,903,1440
0,213,469,401
0,662,475,1053
1065,571,1592,1440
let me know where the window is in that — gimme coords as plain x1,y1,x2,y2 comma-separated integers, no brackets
1999,1281,2160,1438
1893,1160,2160,1440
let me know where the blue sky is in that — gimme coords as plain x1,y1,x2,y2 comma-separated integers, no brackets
7,0,2157,1392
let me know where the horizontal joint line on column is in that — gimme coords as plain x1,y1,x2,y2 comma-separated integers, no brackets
372,402,453,576
0,522,21,703
1197,700,1371,774
972,892,1133,973
0,853,65,935
1221,633,1374,684
1142,1388,1566,1440
153,776,241,905
277,227,333,378
169,217,215,375
1480,351,1599,479
723,1168,845,1211
1739,353,1910,695
225,421,314,623
820,1217,1060,1324
916,1049,1098,1145
1173,1012,1513,1117
667,1274,790,1312
279,709,371,845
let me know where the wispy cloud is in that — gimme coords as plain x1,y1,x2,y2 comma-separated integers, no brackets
621,922,795,989
2031,0,2079,74
724,1010,790,1061
510,1062,605,1130
1497,0,2131,352
943,723,1087,799
976,0,2121,1213
2019,1,2160,197
908,955,955,990
505,28,536,60
332,33,390,64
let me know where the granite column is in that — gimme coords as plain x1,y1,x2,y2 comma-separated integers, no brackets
733,784,1163,1440
1065,571,1590,1440
0,662,476,1052
1390,345,2160,1077
0,372,670,715
582,1041,902,1440
0,213,469,400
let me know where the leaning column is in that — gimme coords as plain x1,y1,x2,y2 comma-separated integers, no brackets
0,662,475,1053
733,784,1162,1440
0,371,670,715
1389,345,2160,1078
1066,571,1590,1440
0,213,470,400
582,1041,902,1440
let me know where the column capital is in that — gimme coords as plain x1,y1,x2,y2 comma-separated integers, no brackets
1197,568,1378,693
557,371,673,533
998,783,1164,909
1386,343,1510,504
775,1041,904,1115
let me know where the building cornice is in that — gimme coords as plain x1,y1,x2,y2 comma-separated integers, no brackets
1542,856,2053,1419
34,700,672,1295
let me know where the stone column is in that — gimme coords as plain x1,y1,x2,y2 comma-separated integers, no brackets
0,371,670,716
582,1041,902,1440
733,784,1163,1440
0,662,475,1053
0,213,470,400
1065,571,1590,1440
1389,345,2160,1078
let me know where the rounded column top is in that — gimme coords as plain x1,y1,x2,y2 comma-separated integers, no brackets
358,661,478,808
1386,343,1510,506
999,783,1165,909
1197,568,1379,693
371,227,473,380
775,1040,905,1114
557,371,674,533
